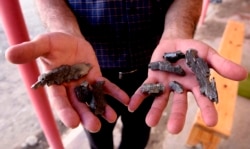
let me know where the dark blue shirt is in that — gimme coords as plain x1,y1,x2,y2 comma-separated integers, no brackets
67,0,173,69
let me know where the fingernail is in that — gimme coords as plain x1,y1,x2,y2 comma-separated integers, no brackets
128,107,134,113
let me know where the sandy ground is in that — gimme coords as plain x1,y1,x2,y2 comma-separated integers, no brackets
0,0,250,149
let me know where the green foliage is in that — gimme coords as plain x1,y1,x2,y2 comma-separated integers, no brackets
238,73,250,99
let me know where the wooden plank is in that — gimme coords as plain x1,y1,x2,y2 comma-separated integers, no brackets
202,134,221,149
195,20,245,137
186,125,221,148
186,125,202,146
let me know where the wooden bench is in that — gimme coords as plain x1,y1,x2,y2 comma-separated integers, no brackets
186,20,245,149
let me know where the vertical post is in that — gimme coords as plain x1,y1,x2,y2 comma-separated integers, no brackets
0,0,64,148
198,0,210,27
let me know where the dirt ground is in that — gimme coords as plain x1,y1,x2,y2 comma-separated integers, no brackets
0,0,250,149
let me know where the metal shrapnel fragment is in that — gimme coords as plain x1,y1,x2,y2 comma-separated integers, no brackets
169,81,184,93
74,81,107,115
186,49,218,103
163,50,185,63
91,81,106,115
31,62,92,89
74,81,92,103
148,61,185,76
140,83,165,95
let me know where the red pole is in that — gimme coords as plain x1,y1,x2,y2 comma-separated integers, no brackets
0,0,64,148
198,0,210,27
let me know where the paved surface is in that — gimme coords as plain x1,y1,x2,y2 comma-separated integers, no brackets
0,0,250,149
0,1,46,148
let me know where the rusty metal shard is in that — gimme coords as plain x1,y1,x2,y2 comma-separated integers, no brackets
91,81,106,115
74,81,92,103
31,62,92,89
186,49,218,103
140,83,165,95
169,81,184,93
148,61,185,76
74,81,106,115
163,50,185,63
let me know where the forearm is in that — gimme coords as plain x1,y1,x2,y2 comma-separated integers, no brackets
35,0,82,37
161,0,202,40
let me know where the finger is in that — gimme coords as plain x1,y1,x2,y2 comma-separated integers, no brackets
5,34,50,64
68,85,118,132
72,102,102,133
145,91,170,127
47,85,81,128
192,86,218,127
128,87,149,112
102,78,130,106
68,86,101,132
129,76,160,112
102,105,117,123
207,49,247,81
167,92,187,134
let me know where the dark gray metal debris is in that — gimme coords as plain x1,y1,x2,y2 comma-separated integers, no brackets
210,0,222,4
163,50,185,63
140,83,165,95
169,81,184,93
91,81,106,115
31,62,92,89
148,61,185,76
186,49,218,103
74,80,107,115
74,81,93,103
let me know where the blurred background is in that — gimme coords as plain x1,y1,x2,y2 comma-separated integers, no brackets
0,0,249,148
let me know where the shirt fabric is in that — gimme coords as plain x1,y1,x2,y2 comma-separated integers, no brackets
67,0,174,69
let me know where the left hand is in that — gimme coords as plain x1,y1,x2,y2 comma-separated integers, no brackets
128,39,247,134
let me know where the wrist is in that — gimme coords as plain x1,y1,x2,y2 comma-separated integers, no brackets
160,25,195,41
160,0,201,41
36,0,83,38
49,26,83,38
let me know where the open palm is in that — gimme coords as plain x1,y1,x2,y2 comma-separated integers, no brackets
129,39,247,134
6,32,129,132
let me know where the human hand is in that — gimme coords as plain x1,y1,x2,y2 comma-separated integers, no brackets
129,39,247,134
5,32,129,132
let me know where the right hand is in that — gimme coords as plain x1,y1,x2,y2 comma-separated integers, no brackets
5,32,130,132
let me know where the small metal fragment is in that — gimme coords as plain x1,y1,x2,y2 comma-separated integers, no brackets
148,61,185,76
91,81,106,115
74,81,107,115
163,51,185,63
169,81,184,93
186,49,218,103
74,81,92,103
31,62,92,89
140,83,165,95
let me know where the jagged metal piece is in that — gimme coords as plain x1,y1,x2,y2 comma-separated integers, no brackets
74,81,106,115
169,81,184,93
148,61,185,76
186,49,218,103
31,62,92,89
91,81,106,115
163,50,185,63
140,83,165,95
74,81,93,103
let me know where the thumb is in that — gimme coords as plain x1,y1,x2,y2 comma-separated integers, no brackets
5,34,50,64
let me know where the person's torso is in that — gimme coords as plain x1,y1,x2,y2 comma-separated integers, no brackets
67,0,173,68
